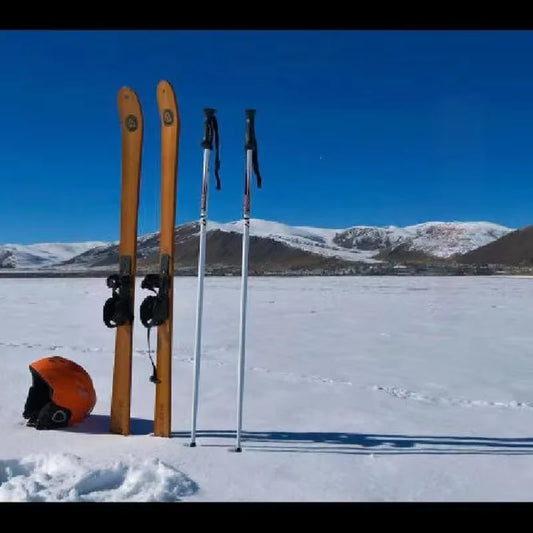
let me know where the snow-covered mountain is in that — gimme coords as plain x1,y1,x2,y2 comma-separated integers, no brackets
0,219,515,272
0,242,109,269
211,219,513,260
208,220,379,263
334,221,512,259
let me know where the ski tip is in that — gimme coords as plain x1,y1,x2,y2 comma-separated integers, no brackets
117,87,142,125
118,86,138,101
157,79,175,96
157,80,178,122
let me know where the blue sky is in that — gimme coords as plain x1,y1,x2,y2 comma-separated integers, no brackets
2,30,533,244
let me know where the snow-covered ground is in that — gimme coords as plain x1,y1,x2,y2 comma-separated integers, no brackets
1,275,533,502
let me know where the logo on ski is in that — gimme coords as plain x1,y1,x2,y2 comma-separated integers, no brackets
125,114,138,132
163,109,174,126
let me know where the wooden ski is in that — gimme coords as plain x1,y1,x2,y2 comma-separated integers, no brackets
140,80,180,438
104,87,143,436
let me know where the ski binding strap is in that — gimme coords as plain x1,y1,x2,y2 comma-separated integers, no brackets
140,254,171,328
103,256,133,328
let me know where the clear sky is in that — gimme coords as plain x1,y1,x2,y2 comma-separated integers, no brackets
2,30,533,244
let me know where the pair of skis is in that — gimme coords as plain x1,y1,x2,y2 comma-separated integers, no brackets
103,80,179,438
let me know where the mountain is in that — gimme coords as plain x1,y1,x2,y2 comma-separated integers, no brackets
209,220,380,263
58,222,358,275
335,221,512,259
458,225,533,266
0,241,108,270
0,219,515,274
57,219,513,274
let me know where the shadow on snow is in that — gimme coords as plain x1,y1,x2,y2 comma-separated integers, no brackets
71,417,533,455
70,414,154,435
172,429,533,456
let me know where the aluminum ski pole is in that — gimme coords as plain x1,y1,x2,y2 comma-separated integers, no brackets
190,108,220,447
236,109,262,452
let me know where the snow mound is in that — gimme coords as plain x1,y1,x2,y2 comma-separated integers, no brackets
0,453,198,502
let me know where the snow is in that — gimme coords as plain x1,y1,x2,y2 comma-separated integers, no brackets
2,275,533,502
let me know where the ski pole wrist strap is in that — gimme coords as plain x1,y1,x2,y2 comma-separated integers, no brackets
202,108,221,190
245,109,262,189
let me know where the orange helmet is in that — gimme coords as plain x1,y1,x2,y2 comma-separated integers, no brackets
23,356,97,429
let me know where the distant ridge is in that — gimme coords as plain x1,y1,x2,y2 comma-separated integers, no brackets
0,219,517,273
458,225,533,266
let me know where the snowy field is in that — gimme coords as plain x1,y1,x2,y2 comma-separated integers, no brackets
1,275,533,503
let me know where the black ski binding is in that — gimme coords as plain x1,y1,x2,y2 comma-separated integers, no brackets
103,256,133,328
140,254,171,329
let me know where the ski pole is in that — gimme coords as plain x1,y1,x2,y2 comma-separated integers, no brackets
190,108,220,447
235,109,262,452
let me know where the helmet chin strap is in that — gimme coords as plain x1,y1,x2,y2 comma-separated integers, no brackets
25,400,71,430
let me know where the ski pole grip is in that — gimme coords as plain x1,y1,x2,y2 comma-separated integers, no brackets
245,109,256,151
201,108,216,149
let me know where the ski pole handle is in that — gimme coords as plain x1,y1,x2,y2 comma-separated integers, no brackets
201,108,216,150
245,109,256,151
244,109,262,189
